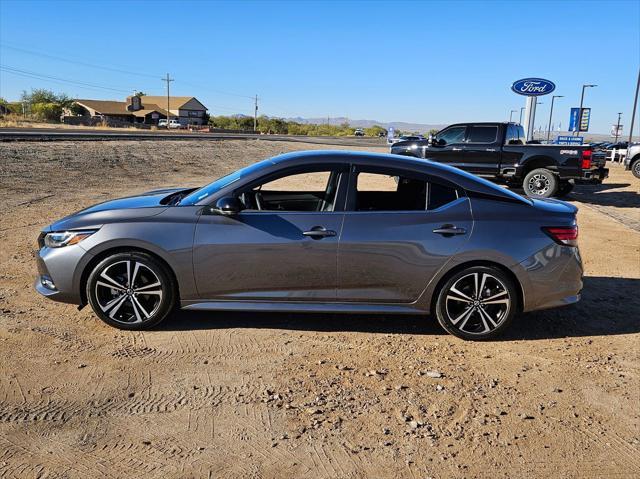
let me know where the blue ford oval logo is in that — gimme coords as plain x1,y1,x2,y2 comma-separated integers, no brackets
511,78,556,96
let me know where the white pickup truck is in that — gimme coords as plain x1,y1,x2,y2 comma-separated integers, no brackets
158,119,182,129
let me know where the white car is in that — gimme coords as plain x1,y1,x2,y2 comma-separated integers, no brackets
158,119,182,129
387,134,425,145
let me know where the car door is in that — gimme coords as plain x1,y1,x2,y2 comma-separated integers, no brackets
193,166,347,301
424,125,468,166
337,165,473,303
462,124,501,176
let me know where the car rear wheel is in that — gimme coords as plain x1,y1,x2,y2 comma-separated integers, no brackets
434,266,518,340
523,168,558,198
86,252,176,330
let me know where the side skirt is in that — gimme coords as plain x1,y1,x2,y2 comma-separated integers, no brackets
180,300,427,315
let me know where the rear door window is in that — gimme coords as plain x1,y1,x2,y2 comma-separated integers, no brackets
468,126,498,143
349,167,461,212
505,125,524,145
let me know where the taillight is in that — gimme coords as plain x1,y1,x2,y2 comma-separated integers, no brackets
542,226,578,246
581,150,592,169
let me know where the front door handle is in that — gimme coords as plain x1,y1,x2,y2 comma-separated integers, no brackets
433,225,467,236
303,226,336,239
452,147,463,151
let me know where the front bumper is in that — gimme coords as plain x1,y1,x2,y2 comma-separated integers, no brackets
34,244,92,304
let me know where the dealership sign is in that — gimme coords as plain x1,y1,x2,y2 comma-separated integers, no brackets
511,78,556,96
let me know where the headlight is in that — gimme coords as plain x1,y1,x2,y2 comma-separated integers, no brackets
44,230,96,248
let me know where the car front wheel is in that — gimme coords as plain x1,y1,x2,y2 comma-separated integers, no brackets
86,252,176,330
632,159,640,179
434,266,518,340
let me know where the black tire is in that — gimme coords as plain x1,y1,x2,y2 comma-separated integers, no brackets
86,251,176,330
523,168,559,198
434,266,519,340
632,159,640,179
556,181,574,197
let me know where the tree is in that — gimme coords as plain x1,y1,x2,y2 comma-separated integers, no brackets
20,89,74,122
364,125,387,137
21,88,59,105
31,102,63,121
428,128,439,136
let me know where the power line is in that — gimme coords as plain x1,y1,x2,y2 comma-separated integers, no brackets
0,65,134,93
0,42,257,100
0,43,160,79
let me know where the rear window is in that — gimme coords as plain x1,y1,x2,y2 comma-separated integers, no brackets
468,126,498,143
429,182,459,210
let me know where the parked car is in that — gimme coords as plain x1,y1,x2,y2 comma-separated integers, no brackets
387,134,426,146
390,122,608,198
623,143,640,178
354,128,365,136
158,119,182,129
35,151,583,340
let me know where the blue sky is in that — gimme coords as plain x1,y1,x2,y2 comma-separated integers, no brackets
0,0,638,134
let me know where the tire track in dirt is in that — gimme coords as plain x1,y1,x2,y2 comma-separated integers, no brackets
0,382,267,424
110,331,291,362
29,325,96,353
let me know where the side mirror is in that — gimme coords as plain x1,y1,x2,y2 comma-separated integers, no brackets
212,196,242,216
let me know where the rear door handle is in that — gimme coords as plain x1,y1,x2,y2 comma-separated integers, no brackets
303,226,336,239
433,225,467,236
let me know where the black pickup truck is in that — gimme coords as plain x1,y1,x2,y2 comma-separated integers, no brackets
390,122,608,197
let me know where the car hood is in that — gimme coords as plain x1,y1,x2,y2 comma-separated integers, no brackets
45,187,189,232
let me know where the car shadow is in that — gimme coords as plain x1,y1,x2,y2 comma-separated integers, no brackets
566,183,639,208
158,276,640,341
507,182,639,208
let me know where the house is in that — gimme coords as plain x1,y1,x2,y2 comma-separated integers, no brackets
139,96,208,126
71,95,208,125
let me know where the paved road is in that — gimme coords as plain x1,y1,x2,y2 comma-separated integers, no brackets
0,127,386,147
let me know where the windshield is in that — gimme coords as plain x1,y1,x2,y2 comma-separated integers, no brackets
179,158,274,205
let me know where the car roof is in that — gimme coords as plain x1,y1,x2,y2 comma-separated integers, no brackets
268,150,529,204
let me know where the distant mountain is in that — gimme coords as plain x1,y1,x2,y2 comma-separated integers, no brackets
284,116,447,133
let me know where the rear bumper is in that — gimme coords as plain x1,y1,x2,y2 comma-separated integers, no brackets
519,243,583,312
577,167,608,183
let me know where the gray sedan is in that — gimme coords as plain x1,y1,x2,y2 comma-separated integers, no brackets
35,151,582,340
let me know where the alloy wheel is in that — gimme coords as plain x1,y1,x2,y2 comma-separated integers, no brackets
94,260,163,324
527,174,551,196
444,272,511,335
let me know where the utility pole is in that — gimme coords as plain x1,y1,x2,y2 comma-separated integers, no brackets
614,112,622,143
254,94,258,132
547,95,563,143
519,106,525,125
162,73,174,123
628,68,640,145
509,109,517,122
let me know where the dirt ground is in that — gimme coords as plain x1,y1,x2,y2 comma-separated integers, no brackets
0,140,638,479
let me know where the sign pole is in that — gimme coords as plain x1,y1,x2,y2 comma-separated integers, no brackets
523,96,536,142
628,67,640,145
614,113,622,143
